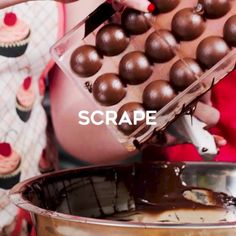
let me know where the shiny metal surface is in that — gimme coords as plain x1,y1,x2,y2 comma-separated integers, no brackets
10,162,236,235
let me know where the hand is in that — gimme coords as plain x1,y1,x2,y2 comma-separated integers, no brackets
156,99,226,149
109,0,156,12
1,0,155,12
59,0,156,13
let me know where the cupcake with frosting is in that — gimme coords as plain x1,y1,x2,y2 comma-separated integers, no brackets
16,76,36,122
0,12,31,57
0,142,21,190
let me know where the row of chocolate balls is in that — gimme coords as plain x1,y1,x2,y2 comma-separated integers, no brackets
70,33,232,108
70,6,236,78
120,3,233,43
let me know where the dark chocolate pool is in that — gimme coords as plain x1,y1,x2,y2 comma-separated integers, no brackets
11,162,236,223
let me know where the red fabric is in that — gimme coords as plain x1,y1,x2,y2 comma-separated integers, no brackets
164,69,236,162
10,210,33,236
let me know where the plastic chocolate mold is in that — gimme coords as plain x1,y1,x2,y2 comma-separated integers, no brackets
51,0,236,151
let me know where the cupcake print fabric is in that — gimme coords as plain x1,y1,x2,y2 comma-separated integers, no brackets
0,12,30,57
0,141,21,190
16,76,35,122
0,1,64,233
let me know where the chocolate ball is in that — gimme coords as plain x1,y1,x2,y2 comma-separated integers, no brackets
200,0,231,19
119,51,153,85
196,36,230,68
70,45,103,77
121,8,151,35
96,24,129,56
224,15,236,47
152,0,180,13
143,80,176,111
117,102,146,136
170,58,203,91
145,30,177,63
93,73,126,106
172,8,205,41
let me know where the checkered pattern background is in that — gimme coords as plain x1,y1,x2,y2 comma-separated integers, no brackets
0,1,61,231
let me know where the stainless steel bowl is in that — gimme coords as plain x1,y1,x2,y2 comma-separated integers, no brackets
10,162,236,236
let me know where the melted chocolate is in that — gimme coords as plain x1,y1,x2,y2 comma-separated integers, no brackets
23,162,236,223
200,0,231,19
196,36,230,68
152,0,180,13
93,73,127,106
172,8,205,41
70,45,103,77
224,15,236,47
170,58,203,91
133,163,236,213
121,8,151,35
98,163,236,220
96,24,129,56
119,51,153,85
143,80,176,111
145,30,177,63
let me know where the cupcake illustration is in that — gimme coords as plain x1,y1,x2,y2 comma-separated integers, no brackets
0,142,21,190
0,12,31,57
16,76,36,122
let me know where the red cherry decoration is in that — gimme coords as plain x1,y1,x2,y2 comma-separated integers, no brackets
4,12,17,26
23,76,32,90
0,142,12,157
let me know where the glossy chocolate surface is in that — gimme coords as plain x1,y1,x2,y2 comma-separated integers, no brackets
117,102,146,135
96,24,129,56
153,0,180,13
22,162,236,222
200,0,231,19
119,51,153,85
132,163,236,214
93,73,126,106
121,8,151,35
170,58,203,91
143,80,176,111
196,36,230,68
145,30,177,63
172,8,205,41
70,45,103,77
224,15,236,47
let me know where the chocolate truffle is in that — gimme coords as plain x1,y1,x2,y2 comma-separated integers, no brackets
171,8,205,41
152,0,180,13
143,80,176,111
96,24,129,56
170,58,203,91
119,51,153,85
145,30,177,63
121,8,151,35
70,45,102,77
200,0,231,19
93,73,126,106
117,102,146,136
196,36,230,68
224,15,236,47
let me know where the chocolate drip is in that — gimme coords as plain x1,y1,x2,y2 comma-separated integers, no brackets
132,163,235,213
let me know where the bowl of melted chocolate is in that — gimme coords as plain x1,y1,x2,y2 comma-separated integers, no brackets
10,162,236,235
